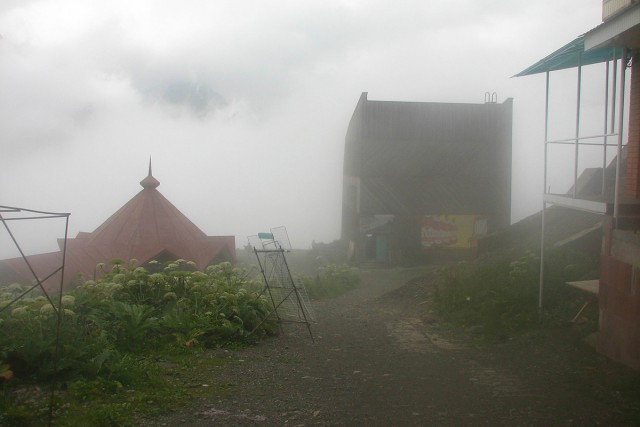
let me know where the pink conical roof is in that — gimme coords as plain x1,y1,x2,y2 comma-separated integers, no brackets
73,164,234,271
0,163,235,289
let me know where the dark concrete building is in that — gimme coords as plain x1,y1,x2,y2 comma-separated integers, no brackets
342,92,513,264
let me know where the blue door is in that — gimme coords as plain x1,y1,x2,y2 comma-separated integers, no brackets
375,235,388,262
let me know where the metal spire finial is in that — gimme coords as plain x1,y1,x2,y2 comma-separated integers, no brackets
140,157,160,189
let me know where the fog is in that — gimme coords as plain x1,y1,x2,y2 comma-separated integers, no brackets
0,0,609,258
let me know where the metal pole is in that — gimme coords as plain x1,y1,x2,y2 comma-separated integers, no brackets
0,213,58,309
612,49,619,143
539,71,550,312
48,214,70,427
603,60,610,196
574,56,583,198
614,48,628,220
255,248,281,323
279,247,315,341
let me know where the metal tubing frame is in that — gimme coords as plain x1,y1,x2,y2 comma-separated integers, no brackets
614,47,628,221
538,48,627,312
278,247,315,341
573,56,583,198
0,208,69,312
612,51,619,177
49,216,69,426
250,246,314,341
253,247,283,324
599,50,620,198
603,60,611,196
539,71,550,312
0,205,70,427
547,135,619,145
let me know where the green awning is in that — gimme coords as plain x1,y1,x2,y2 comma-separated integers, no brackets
514,35,624,77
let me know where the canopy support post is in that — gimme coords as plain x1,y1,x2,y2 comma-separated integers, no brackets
614,47,628,221
539,71,550,314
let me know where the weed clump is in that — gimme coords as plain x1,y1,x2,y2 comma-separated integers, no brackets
434,249,598,340
299,264,360,300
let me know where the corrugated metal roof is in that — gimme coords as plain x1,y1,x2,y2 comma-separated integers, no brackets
514,35,623,77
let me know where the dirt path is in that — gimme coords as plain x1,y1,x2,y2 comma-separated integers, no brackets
149,268,639,426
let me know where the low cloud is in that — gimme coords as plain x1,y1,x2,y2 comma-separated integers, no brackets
0,0,607,252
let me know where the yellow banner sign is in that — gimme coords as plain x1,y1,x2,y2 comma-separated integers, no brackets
421,215,487,249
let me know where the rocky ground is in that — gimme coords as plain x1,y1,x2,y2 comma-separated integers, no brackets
145,268,640,426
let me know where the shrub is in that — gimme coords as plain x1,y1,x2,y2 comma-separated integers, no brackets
0,259,280,425
0,260,277,383
301,264,361,300
434,249,598,340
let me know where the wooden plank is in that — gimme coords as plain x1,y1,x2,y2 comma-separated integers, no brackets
566,280,600,295
543,194,608,214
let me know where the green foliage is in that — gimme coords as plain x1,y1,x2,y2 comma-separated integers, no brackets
0,260,277,424
300,264,361,300
434,249,599,340
106,302,159,352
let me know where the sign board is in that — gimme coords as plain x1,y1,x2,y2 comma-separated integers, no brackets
421,215,487,249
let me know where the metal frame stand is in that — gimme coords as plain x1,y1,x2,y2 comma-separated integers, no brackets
0,205,70,427
247,229,315,341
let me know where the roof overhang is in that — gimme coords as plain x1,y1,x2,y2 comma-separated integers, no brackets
514,35,623,77
585,3,640,50
516,4,640,78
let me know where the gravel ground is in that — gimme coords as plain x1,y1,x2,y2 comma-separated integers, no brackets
147,268,640,426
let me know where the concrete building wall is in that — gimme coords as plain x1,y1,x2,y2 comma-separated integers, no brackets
342,93,513,264
626,54,640,198
599,51,640,370
599,217,640,369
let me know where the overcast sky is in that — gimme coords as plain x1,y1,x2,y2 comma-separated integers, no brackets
0,0,615,256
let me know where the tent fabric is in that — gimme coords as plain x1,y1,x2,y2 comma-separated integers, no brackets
514,34,623,77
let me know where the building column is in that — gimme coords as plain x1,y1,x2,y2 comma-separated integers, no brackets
627,53,640,198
